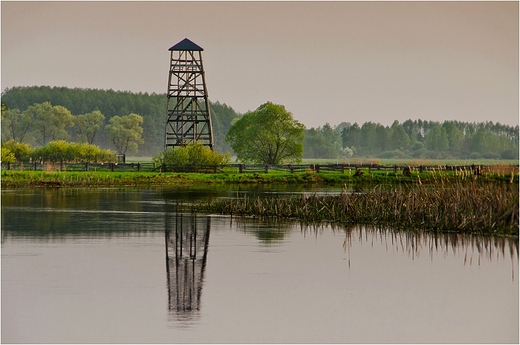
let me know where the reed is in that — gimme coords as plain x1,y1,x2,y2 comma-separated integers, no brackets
192,179,519,237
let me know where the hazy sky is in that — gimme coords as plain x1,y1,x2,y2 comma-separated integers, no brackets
2,1,518,128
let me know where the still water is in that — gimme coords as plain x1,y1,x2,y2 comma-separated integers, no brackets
2,187,518,343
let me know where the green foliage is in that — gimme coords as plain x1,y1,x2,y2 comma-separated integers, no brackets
74,110,106,144
303,123,342,159
2,87,517,160
153,142,230,171
337,120,518,160
1,147,16,163
22,102,75,145
105,113,144,155
1,139,31,162
210,101,240,153
2,86,241,156
1,107,33,143
30,140,114,163
226,102,305,164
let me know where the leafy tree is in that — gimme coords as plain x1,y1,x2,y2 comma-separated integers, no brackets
441,122,463,152
303,124,342,158
375,123,391,152
105,113,144,155
1,147,16,164
153,141,230,171
303,128,331,158
1,140,31,162
1,108,34,143
210,101,240,153
23,102,75,145
74,110,106,144
341,122,360,149
424,124,449,151
390,121,410,151
359,122,378,154
225,102,305,164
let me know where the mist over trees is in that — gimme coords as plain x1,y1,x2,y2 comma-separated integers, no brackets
2,86,518,160
2,86,240,156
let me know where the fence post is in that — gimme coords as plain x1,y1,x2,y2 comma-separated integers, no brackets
137,162,140,172
341,164,345,174
394,165,397,174
85,162,89,171
239,164,243,173
111,163,115,172
369,164,372,174
265,164,269,173
316,164,320,173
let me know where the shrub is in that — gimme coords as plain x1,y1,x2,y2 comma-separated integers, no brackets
501,149,519,160
482,152,501,160
153,142,231,172
468,152,482,160
1,140,31,162
30,140,115,163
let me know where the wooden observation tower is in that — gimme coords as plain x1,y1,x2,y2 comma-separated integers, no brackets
165,38,214,149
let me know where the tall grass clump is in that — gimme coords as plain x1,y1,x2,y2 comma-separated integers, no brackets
193,179,519,236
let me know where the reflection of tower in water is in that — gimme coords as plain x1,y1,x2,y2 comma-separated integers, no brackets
165,212,210,322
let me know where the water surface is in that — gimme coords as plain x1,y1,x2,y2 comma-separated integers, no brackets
2,188,518,343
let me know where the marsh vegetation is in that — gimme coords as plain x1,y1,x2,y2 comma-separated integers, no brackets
192,176,519,237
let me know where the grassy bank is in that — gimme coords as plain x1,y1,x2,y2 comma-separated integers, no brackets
191,179,519,237
1,168,518,188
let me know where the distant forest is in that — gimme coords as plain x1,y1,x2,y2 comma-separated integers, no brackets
1,86,237,156
2,86,519,160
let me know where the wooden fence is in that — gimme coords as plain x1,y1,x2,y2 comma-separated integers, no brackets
3,161,515,176
1,161,154,172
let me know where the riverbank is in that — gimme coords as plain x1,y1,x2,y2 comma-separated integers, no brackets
1,169,518,188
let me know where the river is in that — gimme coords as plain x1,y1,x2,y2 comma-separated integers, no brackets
1,187,518,343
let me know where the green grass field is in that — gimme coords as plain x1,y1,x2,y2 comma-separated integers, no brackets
2,164,517,188
125,156,519,167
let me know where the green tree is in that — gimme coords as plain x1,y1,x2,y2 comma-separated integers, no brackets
1,108,34,143
1,147,16,164
424,124,449,151
442,121,463,152
105,113,144,155
390,121,410,151
341,122,360,150
74,110,106,144
23,102,75,145
359,122,378,154
225,102,305,164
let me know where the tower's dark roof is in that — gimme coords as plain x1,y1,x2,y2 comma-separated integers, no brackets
168,38,203,51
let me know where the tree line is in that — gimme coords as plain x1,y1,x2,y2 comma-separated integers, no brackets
2,86,518,161
1,86,239,156
304,120,518,160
